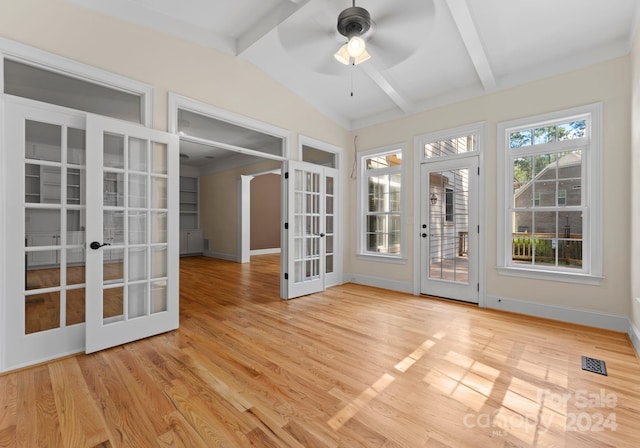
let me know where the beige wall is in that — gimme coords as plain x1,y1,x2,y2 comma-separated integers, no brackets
200,160,280,257
631,29,640,334
348,56,631,317
250,173,281,250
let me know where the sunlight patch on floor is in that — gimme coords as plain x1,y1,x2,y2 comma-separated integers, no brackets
394,339,435,372
327,373,396,431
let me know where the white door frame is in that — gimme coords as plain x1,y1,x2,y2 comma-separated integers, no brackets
239,169,282,263
413,122,487,307
0,37,156,372
420,156,479,302
1,96,179,371
297,135,344,288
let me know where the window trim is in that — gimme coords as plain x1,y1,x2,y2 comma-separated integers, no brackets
298,135,343,169
497,103,603,283
357,144,406,260
0,37,153,127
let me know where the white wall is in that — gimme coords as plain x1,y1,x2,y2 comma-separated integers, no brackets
347,56,631,325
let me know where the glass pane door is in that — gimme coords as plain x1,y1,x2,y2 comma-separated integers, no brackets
428,168,470,284
323,167,339,288
85,115,178,354
3,102,86,371
420,157,478,303
285,161,325,299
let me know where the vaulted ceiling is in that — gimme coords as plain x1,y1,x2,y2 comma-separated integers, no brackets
68,0,639,130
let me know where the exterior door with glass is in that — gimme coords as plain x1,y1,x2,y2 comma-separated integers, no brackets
284,161,338,299
420,157,479,303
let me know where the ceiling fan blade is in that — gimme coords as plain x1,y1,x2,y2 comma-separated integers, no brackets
279,22,350,75
366,34,418,69
365,0,435,68
279,23,332,50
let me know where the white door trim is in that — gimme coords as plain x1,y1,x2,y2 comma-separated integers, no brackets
239,169,281,264
413,122,487,306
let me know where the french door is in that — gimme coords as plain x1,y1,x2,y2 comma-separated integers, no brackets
420,157,479,303
1,98,178,371
283,161,338,299
85,115,179,353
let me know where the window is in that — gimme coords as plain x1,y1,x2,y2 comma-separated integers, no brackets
3,59,148,125
557,190,567,206
445,187,454,222
358,146,404,258
497,104,602,283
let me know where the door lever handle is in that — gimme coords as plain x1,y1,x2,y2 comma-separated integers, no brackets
90,241,111,250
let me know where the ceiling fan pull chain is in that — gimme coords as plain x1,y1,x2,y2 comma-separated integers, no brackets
350,63,355,97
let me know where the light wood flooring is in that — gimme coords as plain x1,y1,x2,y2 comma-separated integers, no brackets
2,254,640,447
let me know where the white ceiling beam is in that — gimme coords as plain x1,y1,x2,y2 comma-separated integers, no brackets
361,63,414,114
445,0,497,92
237,0,314,55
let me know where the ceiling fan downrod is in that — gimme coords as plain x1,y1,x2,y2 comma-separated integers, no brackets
337,1,371,39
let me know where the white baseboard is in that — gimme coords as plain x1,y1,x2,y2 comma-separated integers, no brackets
203,251,239,262
346,273,413,294
484,295,628,332
250,248,281,256
629,321,640,358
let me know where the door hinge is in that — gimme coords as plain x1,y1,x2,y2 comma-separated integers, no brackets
284,172,289,179
478,166,480,175
477,224,480,233
284,222,289,230
477,283,480,292
284,273,289,280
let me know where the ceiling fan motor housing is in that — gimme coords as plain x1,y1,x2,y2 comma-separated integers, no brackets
337,6,371,38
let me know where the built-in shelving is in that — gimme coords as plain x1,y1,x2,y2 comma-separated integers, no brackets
180,176,199,230
179,176,203,254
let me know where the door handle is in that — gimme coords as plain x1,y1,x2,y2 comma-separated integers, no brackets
90,241,111,250
421,233,428,238
313,233,326,237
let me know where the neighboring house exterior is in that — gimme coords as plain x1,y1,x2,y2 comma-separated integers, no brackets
512,152,583,266
429,169,469,261
513,152,582,235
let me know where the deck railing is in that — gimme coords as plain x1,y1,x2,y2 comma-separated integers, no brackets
512,232,582,266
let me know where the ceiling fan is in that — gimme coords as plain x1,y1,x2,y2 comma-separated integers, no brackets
333,1,372,65
278,0,434,75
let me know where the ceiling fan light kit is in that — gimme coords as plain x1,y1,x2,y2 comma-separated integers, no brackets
334,2,372,65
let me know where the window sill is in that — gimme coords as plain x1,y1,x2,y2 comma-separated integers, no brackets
356,253,407,265
496,266,603,285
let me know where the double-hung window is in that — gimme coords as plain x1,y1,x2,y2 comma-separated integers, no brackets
358,146,404,259
497,104,602,283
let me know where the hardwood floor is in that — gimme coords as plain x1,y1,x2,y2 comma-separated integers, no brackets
2,254,640,447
